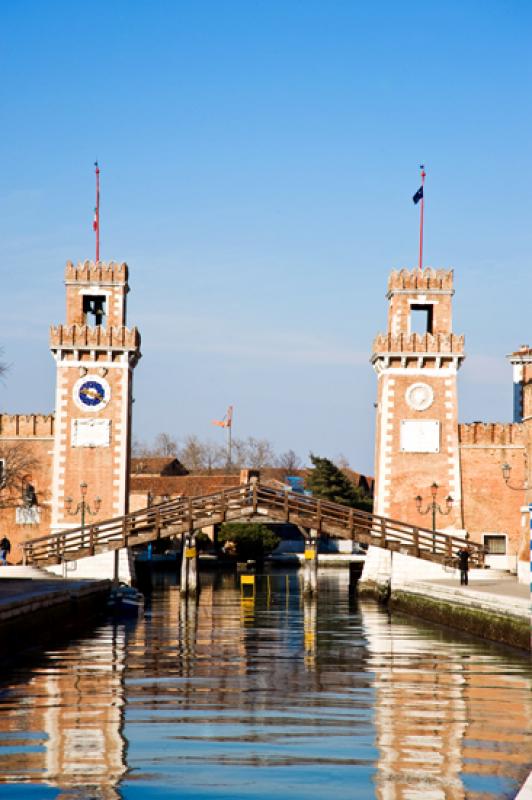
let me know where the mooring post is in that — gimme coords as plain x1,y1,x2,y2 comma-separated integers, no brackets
180,533,198,596
113,549,120,587
303,530,318,595
180,533,189,594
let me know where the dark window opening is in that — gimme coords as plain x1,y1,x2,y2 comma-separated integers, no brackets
484,535,506,555
410,303,433,335
83,295,107,326
22,481,38,508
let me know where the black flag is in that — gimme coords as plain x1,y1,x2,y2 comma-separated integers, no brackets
412,186,423,204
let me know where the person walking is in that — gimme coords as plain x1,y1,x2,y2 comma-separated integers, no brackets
0,535,11,567
457,546,470,586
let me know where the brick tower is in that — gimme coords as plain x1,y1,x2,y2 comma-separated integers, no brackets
50,261,141,537
371,268,465,529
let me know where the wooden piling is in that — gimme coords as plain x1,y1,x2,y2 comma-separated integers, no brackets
303,531,318,596
180,534,198,596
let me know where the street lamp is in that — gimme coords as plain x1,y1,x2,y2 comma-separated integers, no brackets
415,482,453,550
65,481,101,546
501,462,527,491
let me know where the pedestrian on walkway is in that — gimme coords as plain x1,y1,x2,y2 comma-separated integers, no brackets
457,546,470,586
0,535,11,566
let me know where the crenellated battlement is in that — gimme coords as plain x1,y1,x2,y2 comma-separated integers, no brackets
50,324,141,351
0,414,54,438
459,422,523,446
65,260,128,285
387,267,454,295
372,332,464,356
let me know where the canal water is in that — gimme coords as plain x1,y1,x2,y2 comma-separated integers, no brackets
0,570,531,800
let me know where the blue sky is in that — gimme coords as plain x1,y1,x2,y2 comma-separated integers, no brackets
1,0,531,473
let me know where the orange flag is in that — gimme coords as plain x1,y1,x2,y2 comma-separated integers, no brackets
212,405,233,428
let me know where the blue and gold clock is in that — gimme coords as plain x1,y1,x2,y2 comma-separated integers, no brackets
73,374,111,412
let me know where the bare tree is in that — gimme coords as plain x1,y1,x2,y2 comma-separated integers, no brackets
241,437,276,469
230,437,247,469
276,449,302,475
153,432,178,457
132,432,178,459
179,435,206,472
0,442,42,509
202,440,226,473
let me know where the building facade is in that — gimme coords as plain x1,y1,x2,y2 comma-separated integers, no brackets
372,267,529,579
0,260,141,571
1,261,530,582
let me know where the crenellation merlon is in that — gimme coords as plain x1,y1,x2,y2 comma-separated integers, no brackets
0,413,55,438
49,324,141,351
372,332,465,356
387,267,454,295
458,422,523,446
64,260,128,286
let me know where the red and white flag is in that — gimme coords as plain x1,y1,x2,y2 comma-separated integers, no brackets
212,405,233,428
92,209,98,232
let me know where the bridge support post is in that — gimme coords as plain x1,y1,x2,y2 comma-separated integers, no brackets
113,550,120,587
180,534,198,596
303,530,318,596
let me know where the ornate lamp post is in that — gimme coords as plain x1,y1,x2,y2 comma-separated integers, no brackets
65,482,101,546
415,482,453,552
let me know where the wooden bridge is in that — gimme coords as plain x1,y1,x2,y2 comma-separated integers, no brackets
23,482,484,568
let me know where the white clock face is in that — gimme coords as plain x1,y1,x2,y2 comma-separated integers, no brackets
405,382,434,412
73,375,111,413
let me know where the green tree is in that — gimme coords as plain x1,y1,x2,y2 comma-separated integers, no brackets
305,453,372,512
219,522,280,562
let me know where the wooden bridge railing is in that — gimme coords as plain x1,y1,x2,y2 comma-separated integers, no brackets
23,482,484,567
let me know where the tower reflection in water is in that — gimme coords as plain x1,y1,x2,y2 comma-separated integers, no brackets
0,624,127,800
0,572,531,800
361,600,532,799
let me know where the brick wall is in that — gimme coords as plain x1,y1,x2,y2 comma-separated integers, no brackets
0,416,54,562
459,423,526,561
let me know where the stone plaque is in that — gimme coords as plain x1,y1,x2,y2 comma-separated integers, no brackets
16,506,41,525
400,419,440,453
72,418,111,448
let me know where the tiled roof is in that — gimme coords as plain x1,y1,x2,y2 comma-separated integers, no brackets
129,467,374,497
130,475,240,498
131,457,188,476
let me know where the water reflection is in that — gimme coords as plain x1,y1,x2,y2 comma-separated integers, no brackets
365,605,532,799
0,625,127,799
0,570,530,799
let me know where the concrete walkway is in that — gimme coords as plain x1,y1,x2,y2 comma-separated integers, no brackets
403,575,530,621
0,567,110,631
392,576,531,627
427,575,529,601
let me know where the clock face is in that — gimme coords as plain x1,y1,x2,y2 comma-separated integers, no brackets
73,375,111,412
405,382,434,412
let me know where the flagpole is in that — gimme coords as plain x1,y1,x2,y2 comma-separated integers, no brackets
227,406,233,469
95,161,100,263
418,165,426,271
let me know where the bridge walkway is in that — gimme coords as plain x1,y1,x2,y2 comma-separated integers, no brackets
23,482,484,567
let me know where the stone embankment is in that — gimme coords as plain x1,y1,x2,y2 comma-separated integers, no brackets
388,578,529,651
0,566,110,652
359,545,530,651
